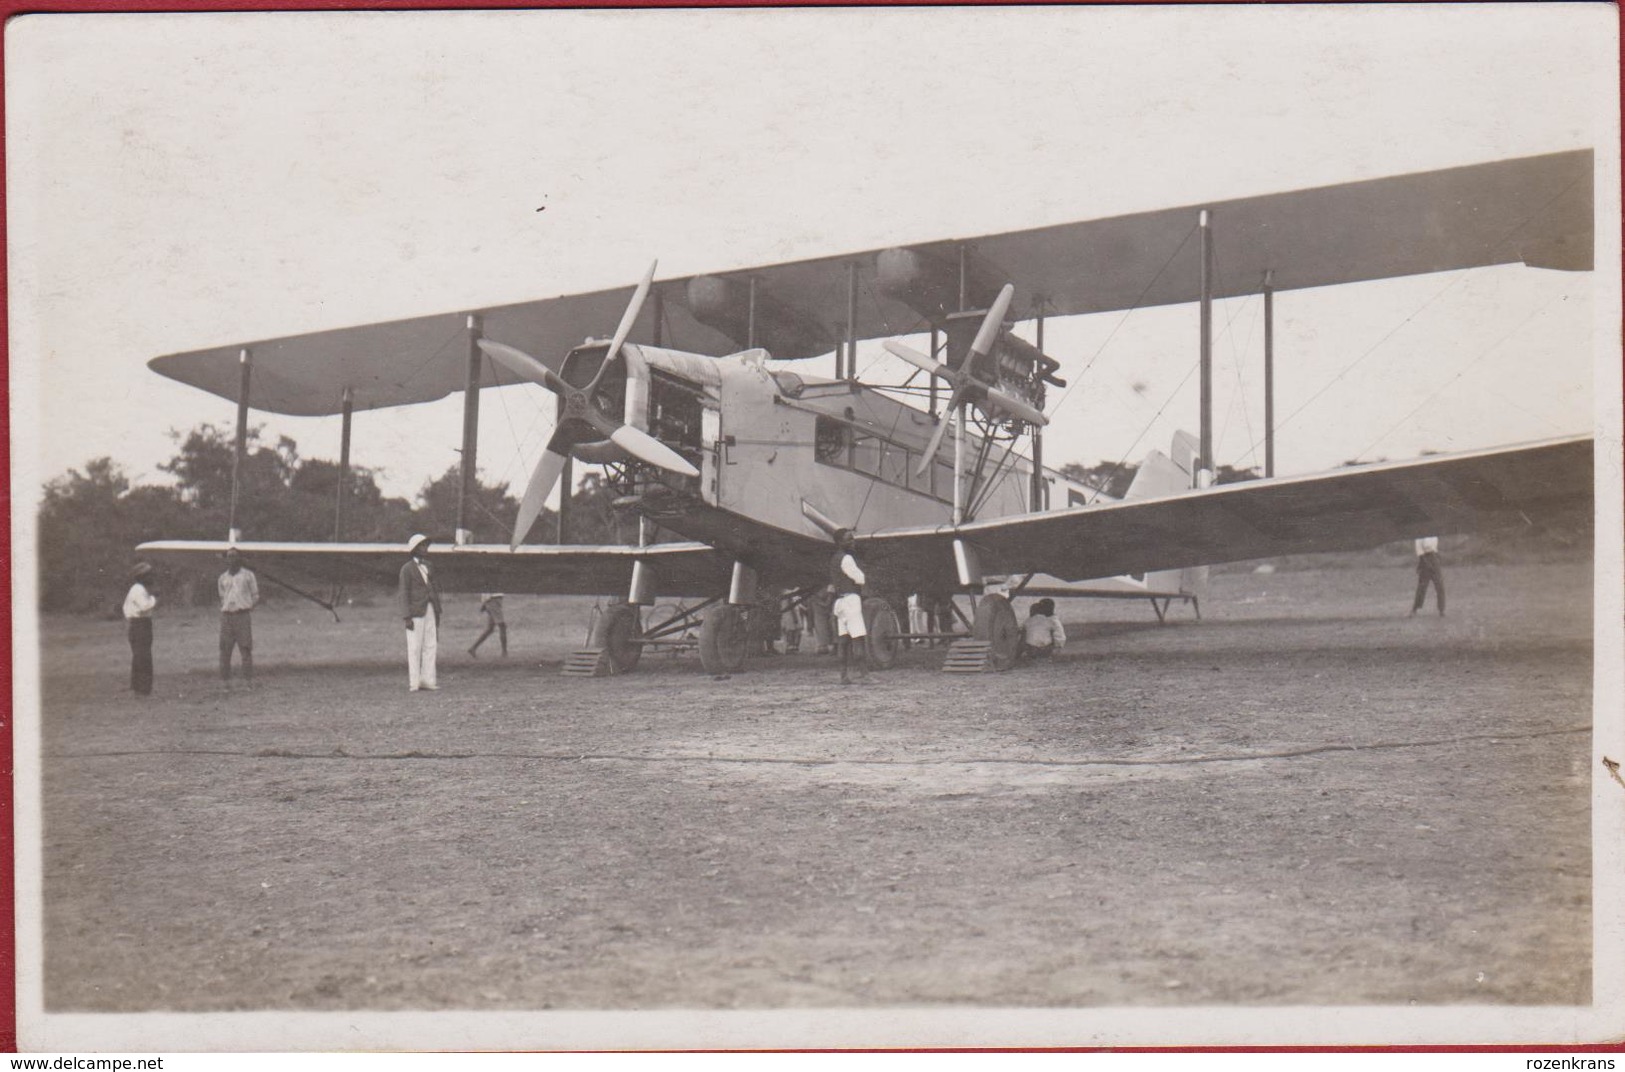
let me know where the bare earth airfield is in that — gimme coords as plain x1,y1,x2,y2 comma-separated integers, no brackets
40,557,1591,1012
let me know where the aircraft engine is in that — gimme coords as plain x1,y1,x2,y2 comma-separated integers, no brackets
477,261,700,548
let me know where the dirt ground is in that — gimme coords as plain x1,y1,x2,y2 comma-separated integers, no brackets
34,561,1594,1016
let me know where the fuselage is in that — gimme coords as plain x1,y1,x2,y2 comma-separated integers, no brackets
566,342,1094,593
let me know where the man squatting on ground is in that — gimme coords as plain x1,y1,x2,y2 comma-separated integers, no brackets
830,529,868,686
1412,535,1445,616
400,533,443,691
1019,598,1067,662
218,548,259,688
123,562,157,697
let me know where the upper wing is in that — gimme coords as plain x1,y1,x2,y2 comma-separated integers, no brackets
149,150,1591,415
134,540,731,598
862,436,1594,585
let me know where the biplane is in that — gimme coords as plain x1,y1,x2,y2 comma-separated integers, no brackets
138,149,1597,675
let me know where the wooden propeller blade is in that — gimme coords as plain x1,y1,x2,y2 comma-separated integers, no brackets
598,260,658,381
512,440,570,550
915,383,970,476
799,499,846,537
968,283,1015,362
478,339,568,395
883,340,951,380
609,424,701,477
981,386,1049,427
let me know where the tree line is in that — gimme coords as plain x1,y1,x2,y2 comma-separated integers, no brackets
36,423,625,613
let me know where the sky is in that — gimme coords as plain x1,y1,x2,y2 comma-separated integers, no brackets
7,5,1616,510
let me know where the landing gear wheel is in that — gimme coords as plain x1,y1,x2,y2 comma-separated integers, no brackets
863,597,900,670
590,603,643,674
699,604,748,675
973,593,1020,671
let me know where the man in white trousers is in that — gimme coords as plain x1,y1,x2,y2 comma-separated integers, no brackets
399,533,443,691
829,529,869,686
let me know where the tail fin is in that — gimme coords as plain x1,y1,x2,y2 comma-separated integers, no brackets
1125,431,1208,599
1124,429,1199,501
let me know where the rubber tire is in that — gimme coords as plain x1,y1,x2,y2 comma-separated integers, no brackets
699,603,749,675
863,598,900,670
972,593,1020,672
590,603,643,674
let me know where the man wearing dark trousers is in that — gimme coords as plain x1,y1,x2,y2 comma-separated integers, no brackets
123,562,157,696
1412,536,1445,616
469,593,507,658
217,548,259,688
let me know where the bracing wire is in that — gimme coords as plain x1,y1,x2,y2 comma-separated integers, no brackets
397,325,467,391
850,393,915,531
1087,357,1202,504
968,431,1025,519
1043,221,1199,421
1263,171,1588,450
1351,290,1566,463
485,352,551,493
1210,243,1260,471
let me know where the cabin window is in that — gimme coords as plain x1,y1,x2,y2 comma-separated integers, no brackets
814,414,949,504
931,458,956,501
877,440,909,488
849,428,882,477
815,416,850,464
906,452,932,495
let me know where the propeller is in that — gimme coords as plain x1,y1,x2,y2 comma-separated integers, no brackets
885,284,1049,476
912,378,971,478
477,261,700,549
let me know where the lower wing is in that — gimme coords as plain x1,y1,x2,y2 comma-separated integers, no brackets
133,540,732,598
863,435,1594,584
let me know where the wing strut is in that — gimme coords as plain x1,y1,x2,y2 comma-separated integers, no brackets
456,314,484,545
229,349,251,543
1263,269,1276,477
1198,209,1214,479
255,566,342,623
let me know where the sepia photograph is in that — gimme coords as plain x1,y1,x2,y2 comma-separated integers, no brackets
7,3,1622,1052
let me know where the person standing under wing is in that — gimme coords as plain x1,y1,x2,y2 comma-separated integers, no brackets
829,529,868,686
1412,536,1445,616
217,547,259,688
400,534,443,691
123,562,157,696
469,592,507,658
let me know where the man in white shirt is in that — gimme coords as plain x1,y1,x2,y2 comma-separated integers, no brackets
1412,536,1445,616
217,548,259,688
123,562,157,696
399,534,443,691
469,593,507,658
1018,598,1067,662
829,529,868,685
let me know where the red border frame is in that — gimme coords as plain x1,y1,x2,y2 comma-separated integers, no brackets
1,0,1620,1056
